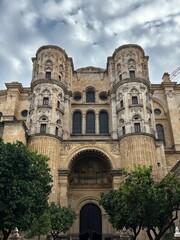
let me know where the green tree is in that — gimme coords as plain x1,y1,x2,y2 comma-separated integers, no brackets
49,203,76,240
0,139,52,240
100,166,180,240
26,210,51,240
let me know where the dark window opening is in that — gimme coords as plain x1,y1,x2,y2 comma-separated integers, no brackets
119,74,122,80
156,124,166,144
134,123,141,133
129,70,135,78
99,92,108,101
73,92,82,101
45,72,51,79
86,111,95,134
120,100,124,108
122,126,125,135
55,127,58,136
57,101,60,109
132,96,138,104
73,111,82,134
43,97,49,105
21,110,28,117
99,111,109,134
40,124,47,133
86,88,95,102
154,109,161,115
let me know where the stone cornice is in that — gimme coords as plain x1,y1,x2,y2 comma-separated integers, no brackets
112,77,151,93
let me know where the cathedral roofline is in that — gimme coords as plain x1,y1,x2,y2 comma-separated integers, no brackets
76,66,106,73
112,44,146,57
35,45,69,58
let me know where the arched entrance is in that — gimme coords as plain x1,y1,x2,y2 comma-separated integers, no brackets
80,203,102,240
68,149,113,238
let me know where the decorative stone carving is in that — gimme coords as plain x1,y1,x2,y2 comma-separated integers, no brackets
165,90,175,98
61,142,71,155
111,142,120,155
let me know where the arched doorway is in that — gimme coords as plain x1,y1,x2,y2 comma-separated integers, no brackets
68,149,113,238
80,203,102,240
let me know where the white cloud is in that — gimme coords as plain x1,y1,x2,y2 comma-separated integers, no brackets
0,0,179,89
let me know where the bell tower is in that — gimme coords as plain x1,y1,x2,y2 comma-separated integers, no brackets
27,45,73,202
108,44,157,169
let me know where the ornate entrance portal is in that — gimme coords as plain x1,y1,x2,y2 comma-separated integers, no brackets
68,149,113,238
80,203,102,240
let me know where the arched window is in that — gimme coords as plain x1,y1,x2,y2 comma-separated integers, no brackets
0,112,2,121
99,111,109,134
134,123,141,133
72,111,82,134
43,97,49,105
45,71,51,79
156,124,165,144
132,96,138,104
40,124,47,133
86,111,95,134
86,88,95,102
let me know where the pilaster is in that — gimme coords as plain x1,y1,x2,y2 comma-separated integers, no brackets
58,169,70,206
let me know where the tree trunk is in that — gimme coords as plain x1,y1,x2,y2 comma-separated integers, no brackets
2,229,11,240
146,229,154,240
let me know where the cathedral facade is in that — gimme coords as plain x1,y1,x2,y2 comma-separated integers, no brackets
0,44,180,239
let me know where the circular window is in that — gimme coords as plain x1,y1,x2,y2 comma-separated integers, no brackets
99,92,108,101
21,110,28,117
154,109,161,115
73,92,82,101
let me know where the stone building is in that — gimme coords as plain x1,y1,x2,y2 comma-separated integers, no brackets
0,44,180,239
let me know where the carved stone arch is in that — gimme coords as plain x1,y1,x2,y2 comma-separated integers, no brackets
119,118,124,126
72,109,83,115
116,62,121,72
44,59,53,71
39,115,49,121
128,58,136,69
85,86,95,92
74,196,105,214
56,119,62,126
67,148,113,170
42,89,51,96
58,92,63,100
152,97,168,114
85,108,96,114
130,87,139,95
98,108,109,115
132,114,142,121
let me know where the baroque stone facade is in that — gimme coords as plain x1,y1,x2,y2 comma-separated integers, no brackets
0,44,180,240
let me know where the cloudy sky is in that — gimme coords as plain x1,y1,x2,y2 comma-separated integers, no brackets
0,0,180,89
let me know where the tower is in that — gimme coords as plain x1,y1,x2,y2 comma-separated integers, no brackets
27,45,73,202
108,44,157,169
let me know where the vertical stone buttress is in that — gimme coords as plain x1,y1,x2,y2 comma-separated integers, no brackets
27,45,73,204
108,44,157,169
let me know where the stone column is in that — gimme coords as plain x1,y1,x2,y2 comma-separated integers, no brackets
82,113,86,134
58,169,70,206
96,113,99,134
111,169,124,189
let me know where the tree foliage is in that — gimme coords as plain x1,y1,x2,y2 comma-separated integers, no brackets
0,139,52,240
26,210,51,240
49,202,76,240
99,166,180,240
